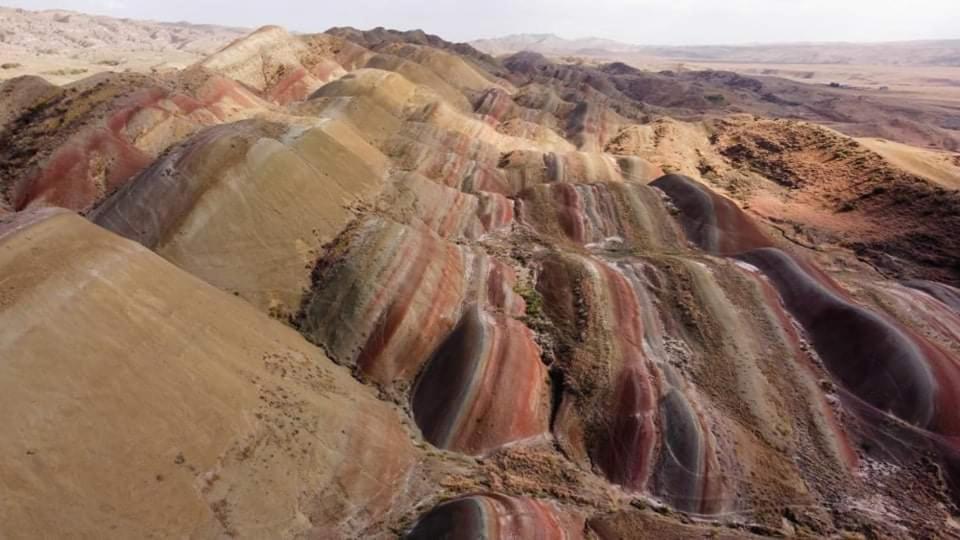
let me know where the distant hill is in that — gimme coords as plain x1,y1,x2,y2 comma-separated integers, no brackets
471,33,638,55
0,6,247,83
0,6,246,55
472,33,960,66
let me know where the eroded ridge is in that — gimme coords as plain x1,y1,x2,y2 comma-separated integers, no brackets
2,22,959,540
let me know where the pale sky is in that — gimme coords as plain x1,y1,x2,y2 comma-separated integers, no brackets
5,0,960,45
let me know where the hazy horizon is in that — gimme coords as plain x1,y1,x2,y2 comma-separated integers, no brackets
4,0,960,46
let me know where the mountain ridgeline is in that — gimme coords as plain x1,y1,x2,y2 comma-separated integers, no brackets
1,22,960,539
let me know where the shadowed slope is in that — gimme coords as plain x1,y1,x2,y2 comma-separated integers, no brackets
651,173,772,255
412,305,550,455
406,494,584,540
297,218,525,389
739,248,940,428
657,173,960,508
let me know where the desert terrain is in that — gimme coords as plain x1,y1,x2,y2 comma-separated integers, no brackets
1,7,960,539
0,6,246,84
471,34,960,65
476,34,960,149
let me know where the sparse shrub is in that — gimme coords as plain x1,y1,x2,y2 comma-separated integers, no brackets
705,94,726,105
514,282,546,325
43,67,89,76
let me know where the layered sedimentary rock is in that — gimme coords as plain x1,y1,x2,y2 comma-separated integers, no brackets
2,22,960,540
298,218,469,385
92,116,388,316
540,253,734,515
412,306,550,455
406,494,584,539
520,181,682,248
199,26,349,104
297,218,526,388
657,174,960,520
904,279,960,313
651,173,772,255
0,210,423,538
0,71,266,212
378,172,514,241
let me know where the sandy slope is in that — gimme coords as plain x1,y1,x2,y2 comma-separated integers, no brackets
0,210,429,538
859,136,960,189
